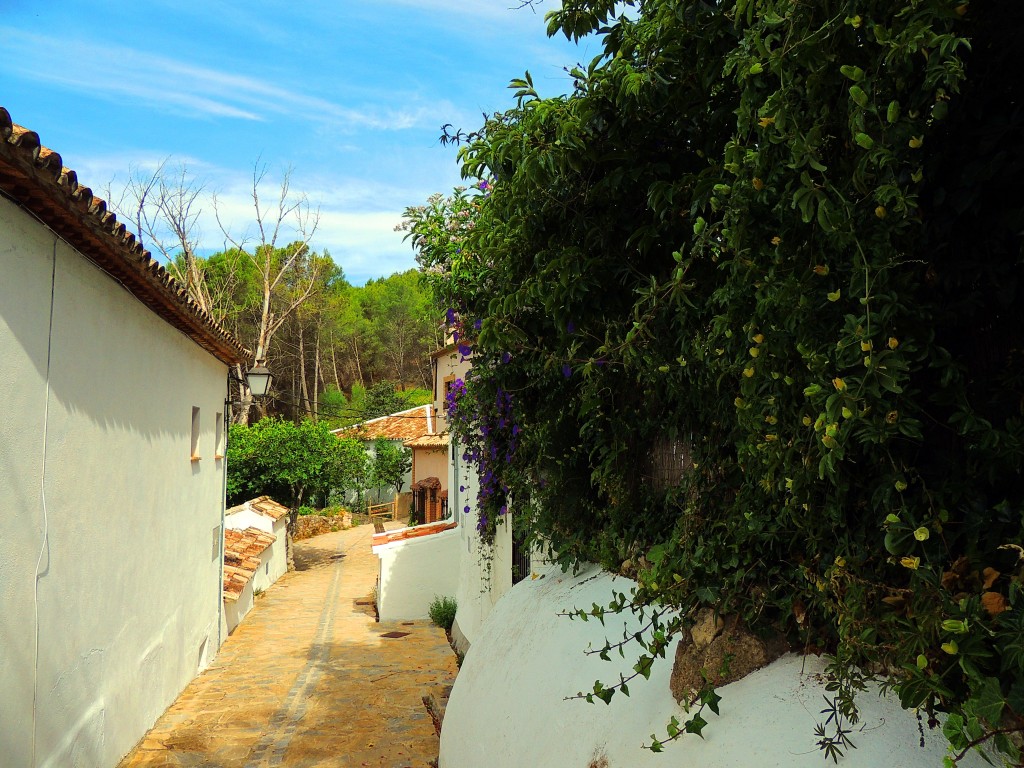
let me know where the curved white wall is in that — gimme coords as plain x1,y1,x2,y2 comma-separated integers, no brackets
440,561,989,768
0,198,228,767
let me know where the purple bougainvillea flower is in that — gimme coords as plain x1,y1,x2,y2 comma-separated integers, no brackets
446,308,457,325
464,505,471,514
499,505,508,515
459,485,465,492
478,180,490,192
501,352,511,364
567,320,576,334
562,364,572,378
474,318,482,330
458,342,472,359
512,424,521,436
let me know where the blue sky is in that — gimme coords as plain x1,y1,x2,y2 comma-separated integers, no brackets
1,1,592,283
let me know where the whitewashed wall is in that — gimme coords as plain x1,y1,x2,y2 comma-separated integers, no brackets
440,561,990,768
0,197,228,768
374,528,461,621
433,348,515,651
224,581,255,635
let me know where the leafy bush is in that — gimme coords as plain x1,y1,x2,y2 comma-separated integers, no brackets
296,505,317,517
405,1,1024,761
428,595,458,632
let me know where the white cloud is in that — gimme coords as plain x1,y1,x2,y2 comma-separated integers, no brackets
0,27,433,131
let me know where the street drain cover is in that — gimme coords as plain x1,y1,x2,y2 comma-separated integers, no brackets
381,631,411,639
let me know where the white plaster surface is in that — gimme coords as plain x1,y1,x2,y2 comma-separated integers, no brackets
374,528,461,620
440,561,990,768
0,197,228,767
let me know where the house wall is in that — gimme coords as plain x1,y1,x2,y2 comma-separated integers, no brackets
432,349,515,652
412,447,448,490
0,197,227,768
440,562,988,768
374,529,461,621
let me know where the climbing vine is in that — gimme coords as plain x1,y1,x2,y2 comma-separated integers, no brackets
404,1,1024,763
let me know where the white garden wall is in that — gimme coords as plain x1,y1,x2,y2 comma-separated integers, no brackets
374,528,461,621
440,561,990,768
0,196,228,768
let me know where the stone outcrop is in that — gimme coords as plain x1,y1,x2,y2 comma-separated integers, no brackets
670,609,789,703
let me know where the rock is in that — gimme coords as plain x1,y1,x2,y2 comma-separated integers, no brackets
670,614,788,703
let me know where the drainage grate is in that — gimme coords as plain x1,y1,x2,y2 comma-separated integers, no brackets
401,621,415,626
380,631,411,639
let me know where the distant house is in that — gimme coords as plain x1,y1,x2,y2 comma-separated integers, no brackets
333,404,432,505
0,108,246,767
225,496,290,588
404,432,450,522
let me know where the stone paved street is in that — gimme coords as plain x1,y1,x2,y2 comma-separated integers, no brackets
118,523,458,768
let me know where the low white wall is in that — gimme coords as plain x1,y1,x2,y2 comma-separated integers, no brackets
440,562,989,768
375,529,461,621
224,582,254,635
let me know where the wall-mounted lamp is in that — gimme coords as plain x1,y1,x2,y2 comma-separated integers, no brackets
229,361,274,399
244,362,273,397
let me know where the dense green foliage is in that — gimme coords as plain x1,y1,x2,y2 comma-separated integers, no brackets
226,418,369,508
406,0,1024,761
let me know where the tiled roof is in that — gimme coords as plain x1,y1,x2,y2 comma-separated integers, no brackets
371,520,457,547
0,108,246,366
226,495,290,522
334,405,433,442
404,433,450,449
223,527,276,601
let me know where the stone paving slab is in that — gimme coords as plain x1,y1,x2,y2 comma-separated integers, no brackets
118,524,458,768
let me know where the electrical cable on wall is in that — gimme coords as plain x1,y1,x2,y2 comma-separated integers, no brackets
31,236,57,767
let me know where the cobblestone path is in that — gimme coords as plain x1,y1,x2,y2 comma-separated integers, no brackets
118,523,457,768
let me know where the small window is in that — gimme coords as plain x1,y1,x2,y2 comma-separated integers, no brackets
191,406,201,461
215,412,224,459
443,375,456,412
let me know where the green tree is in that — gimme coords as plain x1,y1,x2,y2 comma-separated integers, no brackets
406,1,1024,760
226,418,367,508
370,437,413,497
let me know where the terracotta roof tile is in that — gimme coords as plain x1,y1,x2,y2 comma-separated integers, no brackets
371,520,457,547
226,495,290,522
404,433,450,449
335,405,433,442
0,107,246,365
223,526,276,601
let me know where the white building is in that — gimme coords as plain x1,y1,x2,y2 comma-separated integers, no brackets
370,343,517,640
0,108,245,767
224,495,290,589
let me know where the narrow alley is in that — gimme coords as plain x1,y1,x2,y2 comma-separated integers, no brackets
118,524,458,768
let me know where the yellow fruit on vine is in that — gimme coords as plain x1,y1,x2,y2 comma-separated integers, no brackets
875,205,887,219
888,336,899,349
